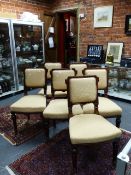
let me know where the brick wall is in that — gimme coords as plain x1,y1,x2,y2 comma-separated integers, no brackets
0,0,131,58
51,0,131,58
0,0,51,20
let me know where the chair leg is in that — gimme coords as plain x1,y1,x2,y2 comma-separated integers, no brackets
112,139,120,167
11,113,17,135
27,114,30,121
53,120,56,128
44,119,49,140
72,144,77,174
116,117,121,128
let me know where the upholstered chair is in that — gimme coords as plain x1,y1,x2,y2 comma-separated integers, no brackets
83,68,122,127
38,62,63,98
69,62,88,76
67,76,122,174
10,68,47,135
43,69,76,137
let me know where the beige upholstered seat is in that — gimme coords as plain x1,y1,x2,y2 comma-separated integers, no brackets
69,62,88,76
67,76,122,173
43,69,76,137
83,68,122,127
10,68,47,135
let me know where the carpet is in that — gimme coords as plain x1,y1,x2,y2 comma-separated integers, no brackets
7,129,131,175
0,107,44,145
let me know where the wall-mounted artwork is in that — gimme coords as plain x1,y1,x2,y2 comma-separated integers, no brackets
125,15,131,35
106,42,123,63
94,6,113,28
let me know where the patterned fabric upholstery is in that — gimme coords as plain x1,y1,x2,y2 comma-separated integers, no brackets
52,69,75,90
69,63,87,76
69,77,97,103
69,114,122,144
10,95,46,112
38,85,67,98
44,62,62,79
25,68,46,87
83,97,122,117
84,69,107,89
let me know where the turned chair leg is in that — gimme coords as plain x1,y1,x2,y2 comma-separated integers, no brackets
53,120,56,128
116,117,121,128
11,113,17,135
72,145,77,174
44,119,49,140
27,114,30,121
113,139,120,167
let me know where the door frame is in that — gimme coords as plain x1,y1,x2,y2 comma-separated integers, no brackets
53,6,80,62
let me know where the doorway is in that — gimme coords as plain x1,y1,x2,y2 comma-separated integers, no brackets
56,10,77,66
43,9,78,67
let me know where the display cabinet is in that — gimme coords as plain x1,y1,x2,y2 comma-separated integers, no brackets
108,66,131,101
0,19,44,97
11,20,44,89
0,19,16,96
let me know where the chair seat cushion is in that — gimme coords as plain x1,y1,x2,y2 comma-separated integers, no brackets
43,99,68,119
83,97,122,117
10,95,46,113
69,114,122,144
43,99,83,119
38,85,67,98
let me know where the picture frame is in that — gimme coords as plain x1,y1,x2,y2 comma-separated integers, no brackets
94,6,113,28
125,15,131,35
106,42,123,63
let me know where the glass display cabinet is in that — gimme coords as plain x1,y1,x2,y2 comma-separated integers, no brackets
108,66,131,101
0,19,16,96
11,20,44,89
0,19,44,97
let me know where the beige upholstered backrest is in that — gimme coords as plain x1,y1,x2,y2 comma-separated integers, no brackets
68,76,98,104
83,68,108,89
25,68,46,87
51,69,75,91
69,63,87,76
44,62,62,79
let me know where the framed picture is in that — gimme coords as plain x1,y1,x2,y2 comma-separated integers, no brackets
106,42,123,63
125,15,131,35
94,6,113,28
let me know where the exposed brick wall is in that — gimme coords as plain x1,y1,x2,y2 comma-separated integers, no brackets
51,0,131,58
0,0,51,20
0,0,131,58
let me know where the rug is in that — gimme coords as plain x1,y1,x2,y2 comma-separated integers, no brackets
0,107,44,145
7,129,131,175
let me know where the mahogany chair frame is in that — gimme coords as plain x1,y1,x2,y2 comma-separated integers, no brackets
11,68,47,135
67,75,121,174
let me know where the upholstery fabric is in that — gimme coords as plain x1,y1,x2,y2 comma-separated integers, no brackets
69,114,122,144
70,77,97,103
38,85,67,97
70,64,87,76
44,63,62,79
84,69,107,89
43,99,68,119
52,70,75,90
25,69,46,87
10,95,46,113
43,99,83,119
83,97,122,117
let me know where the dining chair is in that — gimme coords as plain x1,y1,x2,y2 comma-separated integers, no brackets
10,68,47,135
83,68,122,127
67,75,122,174
43,68,77,138
69,62,88,76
